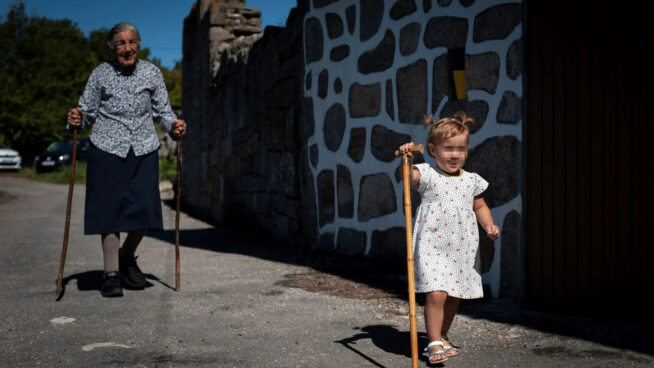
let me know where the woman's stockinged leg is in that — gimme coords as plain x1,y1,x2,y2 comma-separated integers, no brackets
121,229,147,256
101,233,120,272
424,291,448,362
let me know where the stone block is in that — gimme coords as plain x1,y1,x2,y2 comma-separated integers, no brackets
396,58,427,124
310,144,319,168
305,70,312,90
346,5,356,34
466,52,499,94
358,30,395,75
347,127,366,163
336,227,367,256
400,22,421,56
360,0,385,42
304,17,324,63
330,44,350,62
506,39,522,80
337,164,354,218
464,136,520,208
473,3,522,42
424,16,468,49
390,0,417,20
439,99,488,134
349,82,382,118
324,103,346,152
431,53,454,112
317,169,335,226
334,78,343,94
314,0,339,8
325,12,344,39
317,231,335,250
497,91,522,124
500,210,521,300
385,79,394,119
358,173,397,221
479,224,495,274
318,69,329,99
369,227,406,263
371,125,412,162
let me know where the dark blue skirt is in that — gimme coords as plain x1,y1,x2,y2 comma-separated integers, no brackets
84,144,163,234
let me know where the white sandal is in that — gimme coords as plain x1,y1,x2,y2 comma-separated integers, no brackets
424,340,448,364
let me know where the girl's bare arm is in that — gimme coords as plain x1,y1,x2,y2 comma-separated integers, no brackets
473,196,500,240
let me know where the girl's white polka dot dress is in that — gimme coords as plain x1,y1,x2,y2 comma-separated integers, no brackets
412,163,488,298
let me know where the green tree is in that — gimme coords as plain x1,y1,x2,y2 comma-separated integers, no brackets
0,3,95,159
0,3,183,161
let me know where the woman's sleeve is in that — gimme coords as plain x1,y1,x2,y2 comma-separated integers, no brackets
413,163,432,195
71,68,101,130
473,173,489,197
150,67,176,133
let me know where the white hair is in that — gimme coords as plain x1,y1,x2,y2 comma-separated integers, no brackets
106,23,141,51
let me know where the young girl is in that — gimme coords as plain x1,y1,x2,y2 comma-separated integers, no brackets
398,112,499,364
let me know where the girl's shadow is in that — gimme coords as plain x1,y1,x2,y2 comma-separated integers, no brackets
335,325,441,367
55,270,173,300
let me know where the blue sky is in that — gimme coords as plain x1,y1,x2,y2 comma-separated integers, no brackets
0,0,298,69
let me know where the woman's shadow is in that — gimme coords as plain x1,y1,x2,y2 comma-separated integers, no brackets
335,325,441,367
56,270,174,300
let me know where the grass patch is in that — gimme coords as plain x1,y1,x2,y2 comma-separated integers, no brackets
19,162,88,184
16,157,176,185
159,156,177,183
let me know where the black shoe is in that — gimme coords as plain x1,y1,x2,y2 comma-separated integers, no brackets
119,253,147,288
101,272,123,297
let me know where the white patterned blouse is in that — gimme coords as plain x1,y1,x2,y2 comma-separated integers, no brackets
72,59,177,158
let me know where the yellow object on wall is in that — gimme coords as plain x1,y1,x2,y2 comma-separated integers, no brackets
453,70,467,100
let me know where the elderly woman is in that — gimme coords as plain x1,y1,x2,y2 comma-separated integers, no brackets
67,23,186,297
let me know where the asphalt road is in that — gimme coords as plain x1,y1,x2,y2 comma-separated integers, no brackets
1,174,653,367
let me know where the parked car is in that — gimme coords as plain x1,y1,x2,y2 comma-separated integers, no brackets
0,143,22,171
33,138,91,173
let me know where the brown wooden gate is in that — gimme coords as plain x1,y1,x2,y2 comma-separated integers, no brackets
525,1,652,319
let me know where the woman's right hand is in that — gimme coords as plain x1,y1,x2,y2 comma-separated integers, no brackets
67,108,83,127
398,142,415,159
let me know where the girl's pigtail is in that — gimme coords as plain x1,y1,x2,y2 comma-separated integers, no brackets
453,111,475,129
423,114,436,128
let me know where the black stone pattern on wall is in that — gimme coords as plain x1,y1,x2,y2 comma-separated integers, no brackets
464,136,520,208
183,0,523,275
500,210,522,301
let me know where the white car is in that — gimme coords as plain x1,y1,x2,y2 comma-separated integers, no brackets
0,143,22,171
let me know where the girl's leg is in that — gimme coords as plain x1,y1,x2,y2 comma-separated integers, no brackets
424,291,448,363
442,295,460,335
101,233,120,272
441,295,461,356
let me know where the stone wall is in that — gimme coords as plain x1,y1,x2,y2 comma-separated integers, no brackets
182,0,524,300
182,0,316,245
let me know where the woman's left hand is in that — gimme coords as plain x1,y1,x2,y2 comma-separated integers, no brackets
172,119,187,138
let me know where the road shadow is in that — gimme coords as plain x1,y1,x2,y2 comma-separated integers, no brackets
56,270,174,300
146,225,654,357
335,325,438,367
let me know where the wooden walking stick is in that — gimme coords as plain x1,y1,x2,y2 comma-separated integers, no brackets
174,138,181,291
56,128,79,296
395,143,424,368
